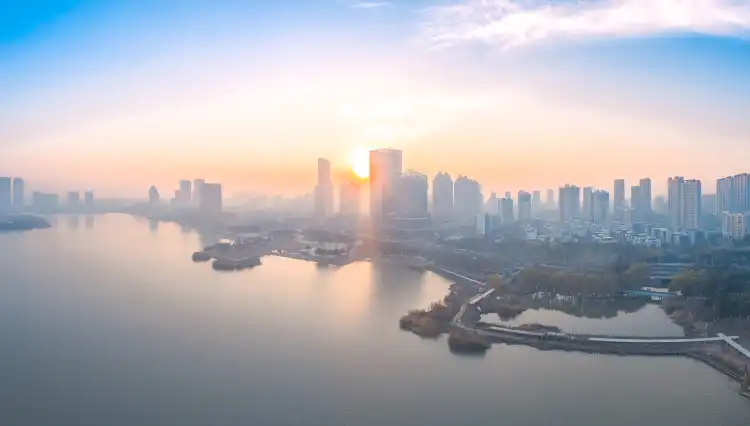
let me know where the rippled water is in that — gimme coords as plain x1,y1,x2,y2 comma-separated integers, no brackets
1,214,749,426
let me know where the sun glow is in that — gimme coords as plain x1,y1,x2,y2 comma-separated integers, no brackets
350,149,370,179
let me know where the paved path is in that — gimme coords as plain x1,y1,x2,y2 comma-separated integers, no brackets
718,333,750,359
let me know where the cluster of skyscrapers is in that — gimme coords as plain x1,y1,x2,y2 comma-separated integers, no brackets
1,176,97,214
156,179,223,214
716,173,750,240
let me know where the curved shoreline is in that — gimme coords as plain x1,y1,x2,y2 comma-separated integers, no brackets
407,266,750,389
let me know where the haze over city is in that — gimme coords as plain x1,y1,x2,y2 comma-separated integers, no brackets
3,0,750,197
5,2,750,425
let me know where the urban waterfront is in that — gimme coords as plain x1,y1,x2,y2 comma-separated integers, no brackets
2,215,750,426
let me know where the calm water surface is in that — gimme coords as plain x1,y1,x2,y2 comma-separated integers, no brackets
1,215,749,426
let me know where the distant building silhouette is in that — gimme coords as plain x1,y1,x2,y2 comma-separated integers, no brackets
454,175,482,227
193,179,205,207
432,172,454,223
668,176,701,230
592,190,610,224
67,191,80,211
178,180,192,207
613,179,625,220
369,148,402,224
315,158,333,218
517,191,531,222
199,183,223,214
12,178,24,211
84,191,94,208
559,185,580,223
148,186,160,205
339,180,360,217
32,191,58,213
582,186,594,221
0,177,10,213
500,197,514,224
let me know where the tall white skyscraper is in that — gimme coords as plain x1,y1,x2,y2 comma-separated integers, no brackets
485,192,498,215
432,172,454,223
369,148,402,223
681,179,701,230
315,158,333,218
668,177,701,230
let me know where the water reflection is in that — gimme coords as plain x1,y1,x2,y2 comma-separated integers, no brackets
66,215,79,229
84,215,94,229
483,297,684,337
148,219,159,232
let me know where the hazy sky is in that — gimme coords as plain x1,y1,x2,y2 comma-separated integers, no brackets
2,0,750,198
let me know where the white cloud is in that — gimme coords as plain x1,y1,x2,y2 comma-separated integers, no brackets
421,0,750,48
350,1,391,9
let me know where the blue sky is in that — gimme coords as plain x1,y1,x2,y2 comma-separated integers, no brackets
2,0,750,196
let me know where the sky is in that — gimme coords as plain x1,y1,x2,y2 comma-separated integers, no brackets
2,0,750,198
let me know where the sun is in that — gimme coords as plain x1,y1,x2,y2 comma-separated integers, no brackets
350,149,369,179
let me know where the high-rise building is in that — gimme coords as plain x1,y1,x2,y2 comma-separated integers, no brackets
582,186,594,221
454,176,482,227
315,158,333,218
500,198,514,224
84,191,94,208
369,148,402,223
722,212,749,240
432,172,454,223
630,185,642,221
546,189,555,207
517,191,532,222
149,186,160,205
592,190,610,224
199,183,223,214
339,180,360,217
716,173,750,214
179,180,192,205
613,179,625,210
67,191,80,208
485,192,498,215
0,177,10,213
532,190,541,212
639,178,652,214
193,179,205,207
668,177,684,228
32,192,59,213
558,185,580,223
682,179,701,230
393,170,428,216
504,191,511,199
668,177,701,230
12,178,24,211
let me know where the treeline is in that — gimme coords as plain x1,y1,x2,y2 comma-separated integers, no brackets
493,263,650,297
669,269,750,318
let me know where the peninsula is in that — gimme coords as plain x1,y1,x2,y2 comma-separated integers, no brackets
0,215,51,232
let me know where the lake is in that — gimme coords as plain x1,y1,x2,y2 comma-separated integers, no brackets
1,214,749,426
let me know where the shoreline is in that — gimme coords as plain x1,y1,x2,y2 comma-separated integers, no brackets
401,266,750,390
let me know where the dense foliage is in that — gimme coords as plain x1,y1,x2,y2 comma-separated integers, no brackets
669,269,750,318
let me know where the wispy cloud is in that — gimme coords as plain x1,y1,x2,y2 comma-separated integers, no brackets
421,0,750,48
349,1,391,9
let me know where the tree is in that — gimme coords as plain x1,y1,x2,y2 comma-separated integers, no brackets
620,262,650,289
668,270,707,296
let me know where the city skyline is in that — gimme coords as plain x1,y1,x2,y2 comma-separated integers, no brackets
2,1,749,197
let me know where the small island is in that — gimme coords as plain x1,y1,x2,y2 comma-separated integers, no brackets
0,215,51,232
